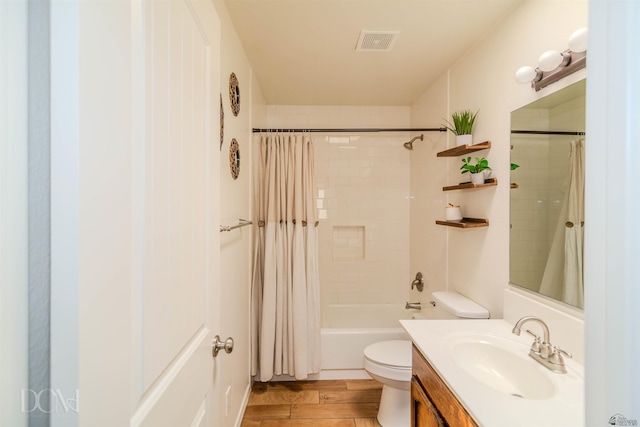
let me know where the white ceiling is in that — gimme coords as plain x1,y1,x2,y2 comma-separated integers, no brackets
224,0,524,106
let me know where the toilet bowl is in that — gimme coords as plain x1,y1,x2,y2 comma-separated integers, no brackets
364,340,412,427
363,291,489,427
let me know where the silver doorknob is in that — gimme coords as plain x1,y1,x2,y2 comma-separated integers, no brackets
212,335,234,357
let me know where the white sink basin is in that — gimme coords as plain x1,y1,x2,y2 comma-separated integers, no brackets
400,319,584,427
446,333,555,400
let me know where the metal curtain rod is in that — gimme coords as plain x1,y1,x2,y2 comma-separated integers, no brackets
511,130,585,136
252,127,447,133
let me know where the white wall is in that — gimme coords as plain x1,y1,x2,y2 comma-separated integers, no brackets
73,1,129,424
0,1,28,425
409,74,450,305
212,1,264,425
585,0,640,423
410,0,588,348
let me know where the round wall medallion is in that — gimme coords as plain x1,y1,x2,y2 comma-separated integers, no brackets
229,72,240,116
220,94,224,150
229,138,240,180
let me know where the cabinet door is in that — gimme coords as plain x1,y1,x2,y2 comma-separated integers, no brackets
411,377,446,427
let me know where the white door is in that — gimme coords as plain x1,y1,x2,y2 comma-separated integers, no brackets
131,0,222,425
50,0,224,425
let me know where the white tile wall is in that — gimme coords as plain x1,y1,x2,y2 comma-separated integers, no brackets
265,106,411,327
510,133,553,291
332,226,365,260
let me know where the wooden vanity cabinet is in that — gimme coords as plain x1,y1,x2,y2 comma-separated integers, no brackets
411,377,446,427
411,345,478,427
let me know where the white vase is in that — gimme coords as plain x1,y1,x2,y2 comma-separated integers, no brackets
456,134,472,147
445,205,463,222
470,172,485,185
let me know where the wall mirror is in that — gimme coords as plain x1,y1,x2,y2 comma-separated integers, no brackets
510,79,586,309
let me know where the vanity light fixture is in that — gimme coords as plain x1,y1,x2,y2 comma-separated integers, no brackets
515,28,587,91
515,66,543,84
568,27,588,53
538,50,572,72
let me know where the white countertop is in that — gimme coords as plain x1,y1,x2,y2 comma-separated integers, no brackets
401,319,584,427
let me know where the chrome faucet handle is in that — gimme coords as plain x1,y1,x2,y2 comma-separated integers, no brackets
557,347,572,358
548,346,572,374
411,272,424,292
549,345,572,362
525,330,542,354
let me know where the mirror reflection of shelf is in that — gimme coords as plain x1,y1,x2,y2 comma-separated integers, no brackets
437,141,491,157
443,178,498,191
510,183,519,189
435,218,489,228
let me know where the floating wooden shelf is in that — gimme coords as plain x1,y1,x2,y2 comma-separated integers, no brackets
436,141,491,157
443,178,498,191
511,183,519,189
436,218,489,228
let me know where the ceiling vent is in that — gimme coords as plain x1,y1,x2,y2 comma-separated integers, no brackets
355,30,400,52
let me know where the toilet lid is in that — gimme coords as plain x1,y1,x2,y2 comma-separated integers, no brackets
432,291,490,319
364,340,412,368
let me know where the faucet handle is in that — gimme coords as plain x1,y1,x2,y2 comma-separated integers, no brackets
525,330,542,354
548,345,572,373
550,345,572,360
411,272,424,292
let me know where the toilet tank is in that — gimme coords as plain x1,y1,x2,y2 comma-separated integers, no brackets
432,291,489,319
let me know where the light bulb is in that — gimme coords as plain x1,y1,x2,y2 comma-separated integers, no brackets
538,50,563,72
515,66,537,84
569,27,588,52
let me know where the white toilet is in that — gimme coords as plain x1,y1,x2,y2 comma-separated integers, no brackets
363,291,489,427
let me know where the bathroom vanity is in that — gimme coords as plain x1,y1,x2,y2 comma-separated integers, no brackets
401,319,584,427
411,344,477,426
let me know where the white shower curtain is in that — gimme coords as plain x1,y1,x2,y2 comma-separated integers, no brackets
539,138,585,308
251,133,321,382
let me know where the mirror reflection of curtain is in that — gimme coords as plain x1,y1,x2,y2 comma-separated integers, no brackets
539,138,585,307
251,134,321,381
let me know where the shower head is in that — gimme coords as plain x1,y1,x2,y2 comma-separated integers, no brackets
403,134,424,150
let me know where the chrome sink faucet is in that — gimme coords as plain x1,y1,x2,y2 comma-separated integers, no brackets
512,316,572,374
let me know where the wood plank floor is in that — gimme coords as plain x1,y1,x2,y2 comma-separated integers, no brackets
240,380,383,427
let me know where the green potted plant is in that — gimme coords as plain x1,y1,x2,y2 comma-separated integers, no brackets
444,109,478,147
461,156,491,184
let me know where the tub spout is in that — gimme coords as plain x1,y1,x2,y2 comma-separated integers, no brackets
405,302,421,310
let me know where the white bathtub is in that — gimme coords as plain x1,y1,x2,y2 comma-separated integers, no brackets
315,303,451,380
267,303,451,381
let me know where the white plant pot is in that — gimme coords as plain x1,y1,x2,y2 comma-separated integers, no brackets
456,134,473,147
445,206,463,222
470,172,485,185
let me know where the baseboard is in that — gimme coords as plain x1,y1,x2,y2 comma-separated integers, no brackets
257,369,372,382
234,382,252,427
